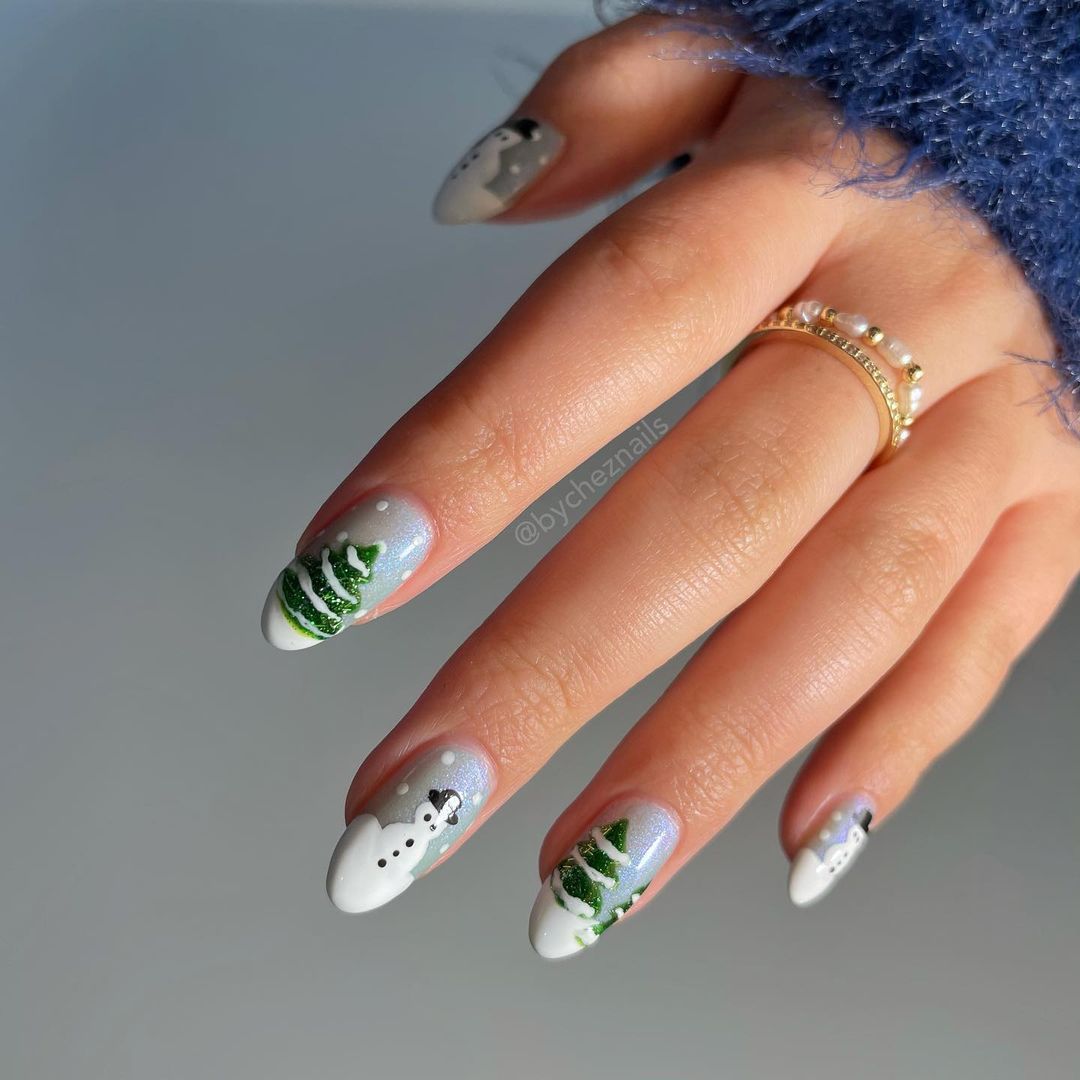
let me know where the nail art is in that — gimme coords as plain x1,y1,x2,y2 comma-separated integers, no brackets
326,745,494,914
261,491,434,651
788,794,875,908
529,800,679,960
433,116,564,225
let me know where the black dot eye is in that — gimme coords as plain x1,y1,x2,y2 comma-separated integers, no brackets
392,850,400,857
424,814,432,822
377,859,386,868
405,839,414,847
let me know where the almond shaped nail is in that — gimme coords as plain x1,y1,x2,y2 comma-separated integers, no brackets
529,800,679,960
788,795,874,908
261,491,434,651
432,116,564,225
326,745,494,914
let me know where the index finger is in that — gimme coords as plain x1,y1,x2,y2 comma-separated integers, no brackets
260,111,847,649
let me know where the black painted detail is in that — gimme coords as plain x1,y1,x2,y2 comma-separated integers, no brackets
511,117,542,141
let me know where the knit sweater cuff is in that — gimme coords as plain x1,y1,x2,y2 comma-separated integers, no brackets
640,0,1080,427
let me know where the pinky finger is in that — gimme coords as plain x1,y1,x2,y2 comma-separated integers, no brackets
782,497,1080,907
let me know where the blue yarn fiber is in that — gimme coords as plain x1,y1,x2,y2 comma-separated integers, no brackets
637,0,1080,426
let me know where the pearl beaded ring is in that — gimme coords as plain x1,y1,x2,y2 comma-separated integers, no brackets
792,300,925,431
745,301,926,465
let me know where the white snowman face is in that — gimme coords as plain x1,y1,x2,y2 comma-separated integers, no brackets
372,789,461,870
432,117,556,225
414,790,460,837
822,824,866,875
325,788,464,913
445,125,527,187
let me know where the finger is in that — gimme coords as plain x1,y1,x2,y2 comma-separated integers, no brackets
324,276,1025,918
782,496,1080,907
527,370,1038,957
261,107,848,650
322,148,1047,912
326,339,874,914
432,15,741,224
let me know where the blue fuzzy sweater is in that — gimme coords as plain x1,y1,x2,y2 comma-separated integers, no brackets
640,0,1080,425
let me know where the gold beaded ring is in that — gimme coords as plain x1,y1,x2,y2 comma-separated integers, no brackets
744,300,926,466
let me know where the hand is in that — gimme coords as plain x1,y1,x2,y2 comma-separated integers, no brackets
261,17,1080,955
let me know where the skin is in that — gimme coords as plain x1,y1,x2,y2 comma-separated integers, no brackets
296,19,1080,916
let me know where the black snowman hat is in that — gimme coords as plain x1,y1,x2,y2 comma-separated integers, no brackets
428,788,461,825
509,118,542,141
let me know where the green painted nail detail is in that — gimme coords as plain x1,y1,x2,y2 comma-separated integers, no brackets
262,492,436,651
277,540,383,641
529,801,678,960
551,819,640,945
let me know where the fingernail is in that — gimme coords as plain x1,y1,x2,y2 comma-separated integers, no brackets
529,799,679,960
433,116,564,225
788,794,875,908
326,745,494,914
261,490,434,651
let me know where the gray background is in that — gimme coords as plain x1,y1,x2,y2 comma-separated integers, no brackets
1,3,1077,1078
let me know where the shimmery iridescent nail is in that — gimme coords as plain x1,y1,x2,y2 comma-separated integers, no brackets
433,116,564,225
261,490,434,651
326,745,494,913
529,799,679,960
788,794,874,907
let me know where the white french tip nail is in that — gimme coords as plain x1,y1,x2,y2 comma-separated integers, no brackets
259,492,435,652
432,182,505,225
527,802,679,960
788,796,874,908
325,746,494,914
529,888,588,960
326,814,411,913
260,583,320,651
432,116,564,225
788,848,832,908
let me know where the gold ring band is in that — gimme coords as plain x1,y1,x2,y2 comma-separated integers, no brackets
745,303,925,466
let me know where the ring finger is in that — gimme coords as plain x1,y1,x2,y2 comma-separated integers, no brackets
529,363,1045,957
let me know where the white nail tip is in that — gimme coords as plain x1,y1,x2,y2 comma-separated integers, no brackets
432,181,505,225
529,888,587,960
787,801,872,908
324,748,492,915
433,118,563,225
260,586,319,651
788,848,834,908
326,814,414,914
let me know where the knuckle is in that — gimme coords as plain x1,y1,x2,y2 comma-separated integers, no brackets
638,415,809,585
545,33,653,111
882,717,952,769
673,698,794,824
547,36,609,88
590,222,699,310
969,614,1026,685
458,619,604,755
967,587,1060,685
434,380,544,505
833,503,969,636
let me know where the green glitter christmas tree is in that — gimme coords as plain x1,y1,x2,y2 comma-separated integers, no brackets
552,818,635,942
277,540,382,640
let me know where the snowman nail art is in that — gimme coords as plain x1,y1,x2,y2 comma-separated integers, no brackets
261,490,434,651
326,746,494,914
788,795,874,908
433,116,564,224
